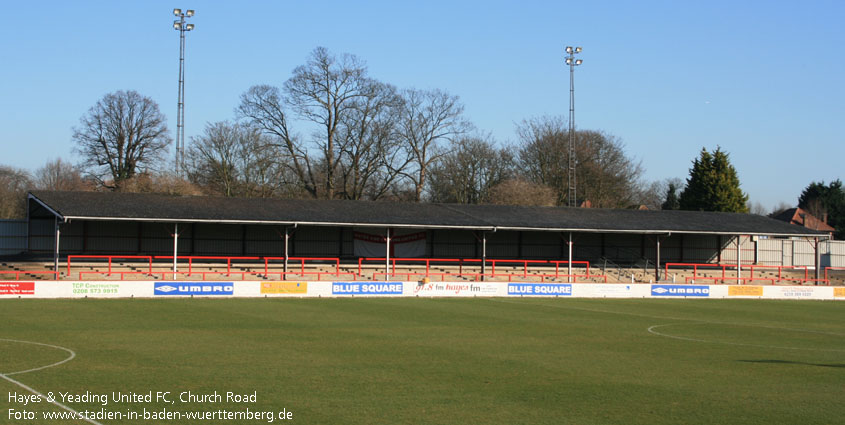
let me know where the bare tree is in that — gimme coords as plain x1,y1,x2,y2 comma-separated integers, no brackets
517,116,643,208
186,122,239,196
516,116,568,204
235,129,290,198
237,48,475,201
634,177,685,210
0,165,32,218
119,172,203,196
186,121,288,198
397,88,470,202
336,80,409,200
636,180,663,211
428,135,513,204
238,84,315,197
239,48,375,199
575,130,644,208
72,90,171,190
487,178,557,207
34,158,92,191
284,47,370,199
747,200,768,216
770,201,792,217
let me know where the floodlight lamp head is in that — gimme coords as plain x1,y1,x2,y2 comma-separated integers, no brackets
566,58,571,65
173,21,181,30
173,8,182,16
566,46,573,53
575,47,582,53
575,59,583,65
185,23,194,30
186,9,194,17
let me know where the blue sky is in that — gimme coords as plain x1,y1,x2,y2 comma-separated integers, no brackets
1,0,842,209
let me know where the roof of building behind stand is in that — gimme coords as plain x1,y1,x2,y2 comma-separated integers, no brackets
770,207,836,233
28,190,828,237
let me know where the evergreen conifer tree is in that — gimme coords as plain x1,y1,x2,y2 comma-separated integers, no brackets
798,180,844,239
678,147,748,212
661,182,680,210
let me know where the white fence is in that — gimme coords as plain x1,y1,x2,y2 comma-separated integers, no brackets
757,238,845,267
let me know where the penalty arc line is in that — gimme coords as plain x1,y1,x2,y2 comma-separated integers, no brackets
0,338,104,425
488,299,845,351
487,298,845,336
647,323,845,352
1,338,76,376
1,374,104,425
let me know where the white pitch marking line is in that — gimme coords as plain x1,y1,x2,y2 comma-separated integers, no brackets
488,298,845,336
0,338,76,376
489,298,845,351
647,323,845,352
0,338,104,425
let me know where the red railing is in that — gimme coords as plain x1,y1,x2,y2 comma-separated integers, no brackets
746,265,809,283
12,254,603,283
154,256,261,277
264,257,348,280
79,271,155,280
67,255,153,276
59,255,608,282
358,257,481,279
0,270,60,280
826,267,845,286
63,255,352,281
44,255,845,285
664,263,824,285
685,276,775,285
359,257,603,282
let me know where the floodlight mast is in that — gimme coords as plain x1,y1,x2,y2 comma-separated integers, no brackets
173,8,195,177
565,46,582,207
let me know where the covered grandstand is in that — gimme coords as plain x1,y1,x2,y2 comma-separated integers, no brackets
16,190,835,284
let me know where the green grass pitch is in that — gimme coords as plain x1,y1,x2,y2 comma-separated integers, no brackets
1,298,844,424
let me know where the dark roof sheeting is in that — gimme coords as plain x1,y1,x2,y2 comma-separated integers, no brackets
771,208,799,223
28,191,827,237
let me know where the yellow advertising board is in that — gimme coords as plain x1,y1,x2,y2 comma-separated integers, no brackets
728,286,763,297
834,287,845,298
261,282,308,295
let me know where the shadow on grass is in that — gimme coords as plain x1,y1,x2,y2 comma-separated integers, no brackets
740,360,845,369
